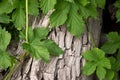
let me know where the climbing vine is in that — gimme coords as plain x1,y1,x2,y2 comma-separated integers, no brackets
0,0,120,80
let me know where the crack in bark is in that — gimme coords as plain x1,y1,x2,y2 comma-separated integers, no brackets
27,58,33,80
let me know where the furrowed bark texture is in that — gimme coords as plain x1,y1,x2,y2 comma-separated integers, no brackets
10,10,102,80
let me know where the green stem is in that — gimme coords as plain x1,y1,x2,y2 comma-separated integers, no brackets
4,1,29,79
26,0,28,43
4,52,28,80
4,61,20,80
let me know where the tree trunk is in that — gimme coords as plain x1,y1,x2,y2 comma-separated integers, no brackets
9,10,102,80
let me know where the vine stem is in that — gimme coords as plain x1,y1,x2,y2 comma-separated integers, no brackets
4,1,29,80
4,62,21,80
4,0,28,80
26,0,28,43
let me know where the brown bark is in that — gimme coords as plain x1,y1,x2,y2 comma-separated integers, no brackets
9,10,102,80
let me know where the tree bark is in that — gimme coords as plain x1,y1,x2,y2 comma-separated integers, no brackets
9,10,102,80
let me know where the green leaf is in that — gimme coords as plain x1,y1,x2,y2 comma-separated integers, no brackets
66,4,84,37
28,27,34,43
109,57,116,65
0,0,14,14
33,27,49,40
19,29,26,40
20,27,49,42
96,67,106,80
0,50,13,69
108,56,120,71
50,1,70,27
90,0,105,9
0,27,11,51
98,58,111,69
105,70,114,80
0,14,10,23
82,48,111,79
82,50,95,61
114,0,120,8
101,32,120,54
77,0,90,6
101,42,119,54
19,26,35,42
40,0,57,14
116,9,120,22
12,4,25,30
40,40,63,56
79,4,98,18
13,0,25,9
28,0,39,16
95,0,105,9
112,72,118,80
117,49,120,59
113,61,120,71
106,32,120,41
82,48,105,61
108,57,116,70
65,0,74,3
82,62,96,76
22,39,50,62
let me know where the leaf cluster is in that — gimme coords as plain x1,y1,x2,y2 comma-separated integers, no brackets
0,0,105,37
114,0,120,22
21,27,63,62
82,48,111,80
0,0,65,72
101,32,120,80
82,32,120,80
40,0,105,37
0,27,15,69
0,0,39,30
101,32,120,54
